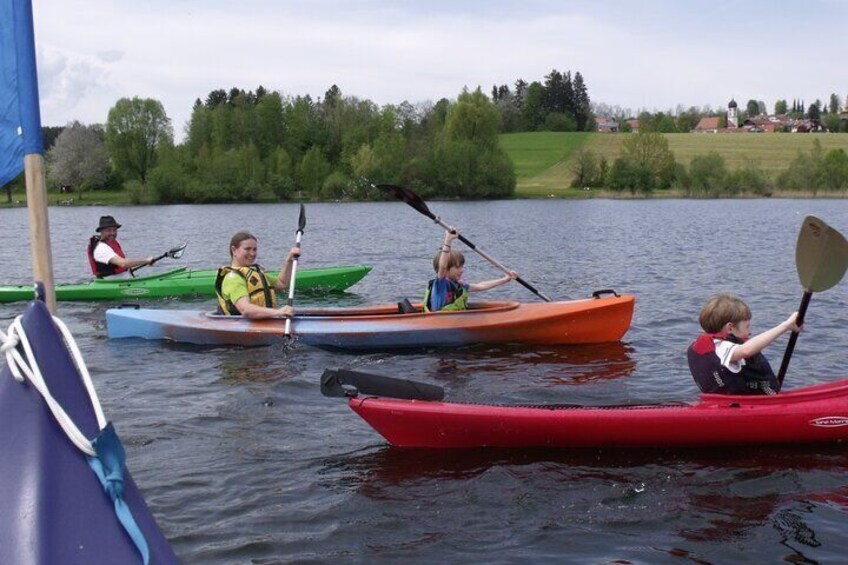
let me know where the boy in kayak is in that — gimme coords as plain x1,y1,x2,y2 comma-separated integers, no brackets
87,215,154,278
424,228,517,312
215,231,300,319
687,293,802,395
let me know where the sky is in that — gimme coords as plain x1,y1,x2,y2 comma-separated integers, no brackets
31,0,847,141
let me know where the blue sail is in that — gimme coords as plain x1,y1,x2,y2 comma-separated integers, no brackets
0,0,43,186
0,1,178,562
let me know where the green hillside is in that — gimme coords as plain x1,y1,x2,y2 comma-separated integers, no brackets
500,131,848,197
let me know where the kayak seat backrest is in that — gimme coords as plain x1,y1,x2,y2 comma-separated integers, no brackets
397,298,418,314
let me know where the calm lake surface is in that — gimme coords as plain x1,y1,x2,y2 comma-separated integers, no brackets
2,198,848,563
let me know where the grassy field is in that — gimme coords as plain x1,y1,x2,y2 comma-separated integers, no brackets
502,132,848,198
0,189,134,208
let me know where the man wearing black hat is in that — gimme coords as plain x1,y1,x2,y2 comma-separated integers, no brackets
86,215,154,278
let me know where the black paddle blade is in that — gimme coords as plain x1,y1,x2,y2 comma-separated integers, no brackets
320,368,445,401
796,216,848,292
297,203,306,233
167,241,188,259
376,184,435,219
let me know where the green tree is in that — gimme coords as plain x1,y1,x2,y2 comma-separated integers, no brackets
521,81,545,131
727,162,772,196
774,99,788,115
819,148,848,190
829,93,841,115
745,99,759,118
823,113,843,133
620,132,677,190
268,146,295,199
296,145,330,197
427,87,515,197
105,97,173,184
687,152,729,196
569,149,599,188
808,100,821,123
46,121,110,198
676,109,701,133
572,71,591,131
544,112,576,132
606,157,652,194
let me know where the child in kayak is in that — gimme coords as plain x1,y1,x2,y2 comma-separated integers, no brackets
424,228,517,312
687,293,802,395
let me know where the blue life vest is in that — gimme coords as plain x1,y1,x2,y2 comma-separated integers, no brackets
423,278,469,312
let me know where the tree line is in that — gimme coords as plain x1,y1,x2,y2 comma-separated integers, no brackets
4,67,598,204
4,72,847,204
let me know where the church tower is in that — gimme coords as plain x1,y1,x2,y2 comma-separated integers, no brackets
727,99,739,128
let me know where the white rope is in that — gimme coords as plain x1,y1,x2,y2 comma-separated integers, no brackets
1,313,107,456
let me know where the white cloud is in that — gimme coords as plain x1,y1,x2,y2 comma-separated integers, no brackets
31,0,848,141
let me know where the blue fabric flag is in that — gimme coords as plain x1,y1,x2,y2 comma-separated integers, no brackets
0,0,44,187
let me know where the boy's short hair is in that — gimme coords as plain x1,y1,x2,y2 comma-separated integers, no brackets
699,293,752,333
432,249,465,272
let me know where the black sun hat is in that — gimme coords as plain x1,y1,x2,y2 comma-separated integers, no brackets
96,215,122,232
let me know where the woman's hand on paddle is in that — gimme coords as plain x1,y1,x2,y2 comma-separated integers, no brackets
285,247,301,263
277,305,294,318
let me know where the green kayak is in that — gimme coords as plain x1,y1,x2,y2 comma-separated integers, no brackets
0,265,371,303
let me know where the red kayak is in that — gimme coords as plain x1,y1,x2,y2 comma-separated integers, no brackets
322,369,848,449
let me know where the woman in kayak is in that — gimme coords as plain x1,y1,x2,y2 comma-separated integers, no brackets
424,228,517,312
215,231,300,319
687,293,802,395
87,215,154,278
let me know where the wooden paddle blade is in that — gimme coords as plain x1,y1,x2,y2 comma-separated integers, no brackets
297,203,306,233
320,369,445,401
796,216,848,292
376,184,435,219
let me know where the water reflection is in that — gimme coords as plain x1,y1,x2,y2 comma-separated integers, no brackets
426,342,636,386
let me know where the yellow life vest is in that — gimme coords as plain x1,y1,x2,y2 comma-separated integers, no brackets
215,265,276,315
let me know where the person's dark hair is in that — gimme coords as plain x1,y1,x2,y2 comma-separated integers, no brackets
229,231,257,258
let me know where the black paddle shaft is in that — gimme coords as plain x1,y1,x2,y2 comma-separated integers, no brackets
375,184,552,302
451,231,552,301
776,291,812,386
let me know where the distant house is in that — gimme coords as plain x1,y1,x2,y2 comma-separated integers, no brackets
596,116,619,133
693,117,720,133
626,118,639,132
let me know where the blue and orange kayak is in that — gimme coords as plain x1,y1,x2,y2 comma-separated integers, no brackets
105,293,635,349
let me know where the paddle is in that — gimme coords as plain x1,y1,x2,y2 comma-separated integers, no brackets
284,204,306,338
776,216,848,386
320,368,445,401
128,241,188,276
376,183,552,302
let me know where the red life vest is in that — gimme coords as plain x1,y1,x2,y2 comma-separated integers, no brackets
687,332,779,395
87,236,127,278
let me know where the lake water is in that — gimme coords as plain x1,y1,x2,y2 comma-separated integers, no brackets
2,198,848,563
